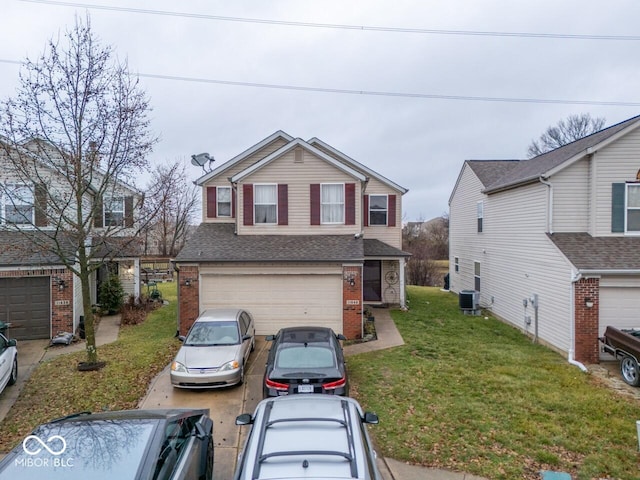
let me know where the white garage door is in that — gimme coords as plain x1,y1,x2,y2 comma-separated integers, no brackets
599,286,640,336
200,274,343,335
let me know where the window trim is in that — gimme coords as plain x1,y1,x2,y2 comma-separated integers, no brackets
368,194,388,226
474,261,481,291
104,196,125,227
454,257,459,273
3,183,35,225
254,183,278,225
477,201,484,233
625,183,640,234
217,186,232,218
320,183,345,225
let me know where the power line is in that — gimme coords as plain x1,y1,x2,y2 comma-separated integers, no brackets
1,59,638,107
18,0,640,42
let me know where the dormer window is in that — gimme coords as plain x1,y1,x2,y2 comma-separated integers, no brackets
3,184,34,225
104,197,125,226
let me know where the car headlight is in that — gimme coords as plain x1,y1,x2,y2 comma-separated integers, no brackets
171,361,187,373
219,360,240,372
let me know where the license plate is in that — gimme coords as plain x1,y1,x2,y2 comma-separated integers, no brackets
298,384,314,393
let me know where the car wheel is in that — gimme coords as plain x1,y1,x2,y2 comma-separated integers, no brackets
251,338,255,352
620,356,640,386
8,357,17,386
238,364,245,386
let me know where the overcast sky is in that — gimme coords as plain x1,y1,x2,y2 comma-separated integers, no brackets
2,0,640,222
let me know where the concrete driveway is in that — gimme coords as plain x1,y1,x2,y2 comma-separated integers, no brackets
139,336,269,480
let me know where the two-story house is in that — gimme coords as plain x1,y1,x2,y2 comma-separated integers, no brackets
449,114,640,366
0,139,143,340
175,131,409,339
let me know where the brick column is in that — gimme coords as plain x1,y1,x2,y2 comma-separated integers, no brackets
574,277,599,364
342,265,363,339
51,269,74,335
178,266,200,336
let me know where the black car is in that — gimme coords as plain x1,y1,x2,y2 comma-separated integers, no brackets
263,326,348,397
0,409,214,480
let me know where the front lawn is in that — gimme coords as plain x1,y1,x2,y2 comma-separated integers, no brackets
0,282,180,452
348,286,640,480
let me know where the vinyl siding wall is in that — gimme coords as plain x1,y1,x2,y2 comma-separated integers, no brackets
551,158,590,233
450,163,575,354
363,177,403,249
592,126,640,236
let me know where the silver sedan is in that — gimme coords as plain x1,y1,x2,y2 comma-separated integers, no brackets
171,309,255,388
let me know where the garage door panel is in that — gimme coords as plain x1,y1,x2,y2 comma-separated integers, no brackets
201,274,342,335
0,277,51,340
599,287,640,336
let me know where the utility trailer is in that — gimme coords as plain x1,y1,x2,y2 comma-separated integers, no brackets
600,326,640,386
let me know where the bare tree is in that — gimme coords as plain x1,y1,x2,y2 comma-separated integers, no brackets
143,161,199,257
0,16,156,364
402,214,449,286
527,113,606,158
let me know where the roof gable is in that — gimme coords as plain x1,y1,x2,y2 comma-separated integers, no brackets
307,137,408,194
230,138,367,183
196,130,294,185
484,114,640,193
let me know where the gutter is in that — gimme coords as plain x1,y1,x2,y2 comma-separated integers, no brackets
569,271,588,372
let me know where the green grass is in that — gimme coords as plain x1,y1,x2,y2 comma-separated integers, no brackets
0,281,180,452
348,286,640,480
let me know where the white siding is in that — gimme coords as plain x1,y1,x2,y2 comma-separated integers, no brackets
592,126,640,236
450,163,576,354
551,158,590,232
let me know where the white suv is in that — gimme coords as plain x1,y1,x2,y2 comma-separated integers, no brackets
234,395,382,480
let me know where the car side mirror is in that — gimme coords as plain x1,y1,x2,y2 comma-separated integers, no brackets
336,334,347,341
194,421,209,440
7,339,17,347
363,412,379,425
265,335,275,341
177,336,186,342
242,334,251,342
235,413,253,426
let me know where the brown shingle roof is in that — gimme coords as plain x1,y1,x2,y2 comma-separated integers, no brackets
176,223,365,262
548,232,640,271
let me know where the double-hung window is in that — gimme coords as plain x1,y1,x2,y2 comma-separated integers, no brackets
369,195,388,225
3,184,34,225
321,183,344,224
104,197,125,226
627,184,640,232
254,184,277,224
217,186,231,217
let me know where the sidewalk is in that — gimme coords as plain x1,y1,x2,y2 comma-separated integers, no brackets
0,314,121,424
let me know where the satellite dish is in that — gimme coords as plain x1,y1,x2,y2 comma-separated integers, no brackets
191,152,215,172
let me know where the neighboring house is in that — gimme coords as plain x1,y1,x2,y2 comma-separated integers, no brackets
0,140,142,340
175,131,409,339
449,114,640,365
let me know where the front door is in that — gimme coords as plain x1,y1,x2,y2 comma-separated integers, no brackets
363,260,381,302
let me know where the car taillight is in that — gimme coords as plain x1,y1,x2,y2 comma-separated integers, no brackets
265,378,289,391
323,376,346,390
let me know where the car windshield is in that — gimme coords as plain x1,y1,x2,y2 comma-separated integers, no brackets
275,345,336,369
185,321,239,346
0,418,157,480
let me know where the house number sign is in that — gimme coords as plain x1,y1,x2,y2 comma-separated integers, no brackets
346,300,360,305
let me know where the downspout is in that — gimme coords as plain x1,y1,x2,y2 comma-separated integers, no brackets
539,176,553,234
569,271,588,372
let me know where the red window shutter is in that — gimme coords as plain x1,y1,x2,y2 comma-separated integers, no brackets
310,184,320,225
388,194,397,227
206,186,216,218
243,184,253,225
363,195,369,227
278,184,288,225
345,183,355,225
232,188,236,218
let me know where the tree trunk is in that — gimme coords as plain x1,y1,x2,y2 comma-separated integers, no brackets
78,248,98,364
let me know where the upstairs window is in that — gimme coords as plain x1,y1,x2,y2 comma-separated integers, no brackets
254,184,277,224
477,201,484,233
369,195,388,226
104,197,125,226
627,184,640,232
3,184,34,225
217,186,231,217
321,183,344,224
